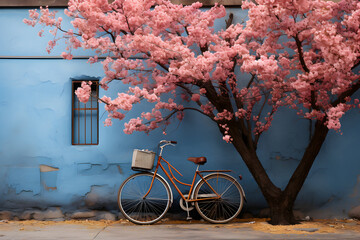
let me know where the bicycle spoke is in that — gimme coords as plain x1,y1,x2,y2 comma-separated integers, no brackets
118,173,171,224
194,174,243,223
219,180,236,197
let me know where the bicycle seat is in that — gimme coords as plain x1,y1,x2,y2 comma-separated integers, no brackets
187,157,207,165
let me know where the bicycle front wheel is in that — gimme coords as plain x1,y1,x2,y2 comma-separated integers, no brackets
118,172,171,225
194,173,244,223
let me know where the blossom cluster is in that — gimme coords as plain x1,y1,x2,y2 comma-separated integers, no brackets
25,0,360,142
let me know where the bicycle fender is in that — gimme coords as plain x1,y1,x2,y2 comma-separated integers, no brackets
150,171,174,206
191,173,247,203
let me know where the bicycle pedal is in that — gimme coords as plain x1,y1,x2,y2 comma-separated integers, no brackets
186,216,192,221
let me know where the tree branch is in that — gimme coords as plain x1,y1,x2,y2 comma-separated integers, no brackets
283,120,329,205
150,107,215,126
331,80,360,107
352,58,360,71
293,35,309,73
101,26,116,43
247,74,256,88
293,34,320,112
225,13,234,29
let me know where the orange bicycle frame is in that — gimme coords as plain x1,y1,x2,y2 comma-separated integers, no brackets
143,155,231,202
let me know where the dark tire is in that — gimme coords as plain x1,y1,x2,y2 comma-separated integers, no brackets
194,173,244,223
118,172,171,224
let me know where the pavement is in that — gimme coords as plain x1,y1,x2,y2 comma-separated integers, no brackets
0,219,360,240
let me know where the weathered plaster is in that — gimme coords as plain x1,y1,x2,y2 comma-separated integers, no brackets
40,165,59,172
6,167,41,195
40,165,59,191
85,185,117,210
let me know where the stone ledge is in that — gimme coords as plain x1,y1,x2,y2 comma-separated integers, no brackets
0,209,119,221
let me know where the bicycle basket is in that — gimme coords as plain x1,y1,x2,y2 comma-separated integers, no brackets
131,149,156,171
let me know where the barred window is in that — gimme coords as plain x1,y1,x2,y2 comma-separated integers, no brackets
72,80,99,145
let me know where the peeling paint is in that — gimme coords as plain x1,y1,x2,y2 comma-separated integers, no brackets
77,163,102,175
40,167,58,192
270,152,299,162
42,182,57,191
40,165,59,172
6,167,41,194
77,163,123,175
117,165,123,174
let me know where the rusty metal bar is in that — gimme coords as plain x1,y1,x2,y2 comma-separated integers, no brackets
77,97,80,144
73,107,97,111
96,83,99,145
72,143,98,146
84,102,86,144
71,82,74,144
197,170,232,173
91,93,93,144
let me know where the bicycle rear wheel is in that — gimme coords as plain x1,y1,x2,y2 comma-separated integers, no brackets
194,173,244,223
118,172,171,224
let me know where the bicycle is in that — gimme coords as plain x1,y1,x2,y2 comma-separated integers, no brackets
118,140,246,225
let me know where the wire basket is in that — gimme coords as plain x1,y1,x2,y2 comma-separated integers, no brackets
131,149,156,171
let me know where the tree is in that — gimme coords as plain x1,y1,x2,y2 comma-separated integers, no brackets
25,0,360,224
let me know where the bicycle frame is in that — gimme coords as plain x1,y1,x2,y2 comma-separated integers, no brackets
143,155,232,203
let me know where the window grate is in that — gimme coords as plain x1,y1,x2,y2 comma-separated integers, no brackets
72,80,99,145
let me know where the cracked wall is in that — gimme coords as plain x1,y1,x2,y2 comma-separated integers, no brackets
0,7,360,218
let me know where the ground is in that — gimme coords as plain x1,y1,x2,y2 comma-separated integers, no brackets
0,218,359,239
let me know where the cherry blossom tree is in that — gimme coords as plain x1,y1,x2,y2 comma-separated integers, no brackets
25,0,360,224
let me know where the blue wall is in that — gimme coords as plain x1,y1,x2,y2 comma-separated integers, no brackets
0,7,360,218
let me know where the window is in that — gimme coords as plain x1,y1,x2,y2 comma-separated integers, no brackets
72,80,99,145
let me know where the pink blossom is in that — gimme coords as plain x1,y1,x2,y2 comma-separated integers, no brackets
25,0,360,139
201,103,214,115
112,112,125,120
61,52,73,60
75,81,92,103
191,94,201,102
177,111,184,121
326,104,347,131
214,110,234,121
222,135,232,143
38,30,44,37
199,88,207,94
104,118,112,126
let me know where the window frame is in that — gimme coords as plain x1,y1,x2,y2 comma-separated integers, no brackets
71,80,99,146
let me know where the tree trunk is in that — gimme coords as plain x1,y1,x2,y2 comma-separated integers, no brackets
268,197,296,225
228,120,329,225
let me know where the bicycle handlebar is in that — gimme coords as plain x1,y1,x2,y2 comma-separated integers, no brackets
158,140,177,156
159,140,177,145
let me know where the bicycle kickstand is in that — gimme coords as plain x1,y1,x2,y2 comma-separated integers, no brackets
185,201,192,221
